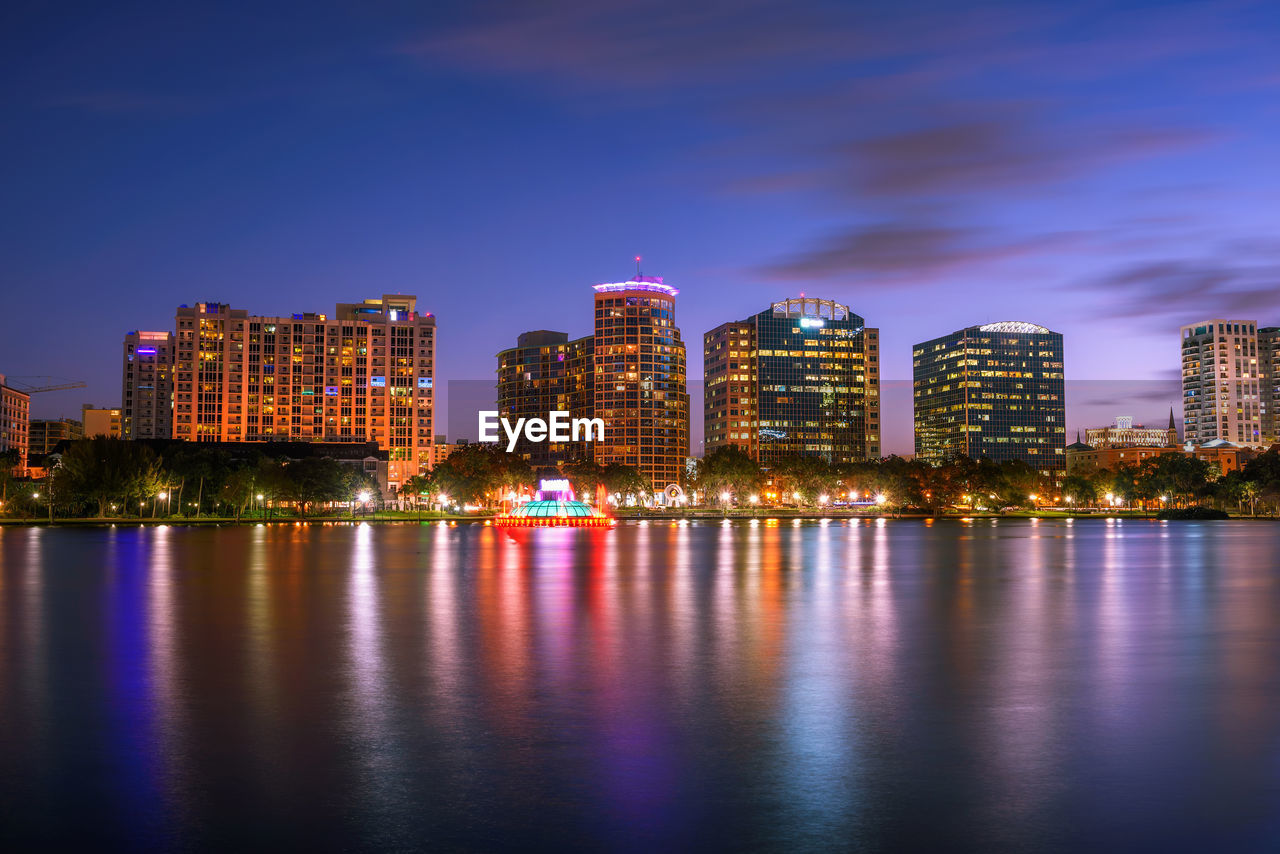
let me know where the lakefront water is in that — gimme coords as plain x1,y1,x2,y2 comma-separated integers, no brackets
1,518,1278,852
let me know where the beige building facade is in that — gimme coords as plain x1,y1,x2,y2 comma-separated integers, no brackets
173,296,436,491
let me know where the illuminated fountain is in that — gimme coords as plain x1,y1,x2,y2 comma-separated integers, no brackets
493,477,615,528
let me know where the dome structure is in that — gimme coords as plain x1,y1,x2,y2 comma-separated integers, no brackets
494,498,614,528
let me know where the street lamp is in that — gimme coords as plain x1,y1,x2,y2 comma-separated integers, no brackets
875,493,888,506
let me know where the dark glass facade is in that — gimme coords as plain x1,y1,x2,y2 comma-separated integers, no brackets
704,297,880,466
496,330,594,467
1262,326,1280,444
913,322,1065,476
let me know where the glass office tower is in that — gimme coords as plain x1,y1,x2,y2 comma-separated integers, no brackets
913,321,1065,476
705,297,880,466
496,330,594,467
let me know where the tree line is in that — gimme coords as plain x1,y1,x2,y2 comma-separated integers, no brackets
11,437,1280,520
3,438,380,520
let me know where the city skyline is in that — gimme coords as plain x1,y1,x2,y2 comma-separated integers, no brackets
10,278,1199,457
4,1,1277,453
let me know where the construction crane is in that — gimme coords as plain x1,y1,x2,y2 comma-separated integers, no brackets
6,376,88,394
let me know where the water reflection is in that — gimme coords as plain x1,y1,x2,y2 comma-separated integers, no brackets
1,521,1280,850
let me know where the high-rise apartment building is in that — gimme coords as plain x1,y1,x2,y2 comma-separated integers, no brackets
81,404,122,438
28,418,84,456
592,275,689,488
704,297,880,465
123,331,174,439
496,330,594,467
173,296,436,490
1181,320,1263,447
913,321,1066,476
0,374,31,473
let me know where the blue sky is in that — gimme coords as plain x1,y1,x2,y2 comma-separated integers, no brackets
2,1,1277,452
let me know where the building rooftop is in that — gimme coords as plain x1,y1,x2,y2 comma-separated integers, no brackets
978,321,1053,334
593,275,679,297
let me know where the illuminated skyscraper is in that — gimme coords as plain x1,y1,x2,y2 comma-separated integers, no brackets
913,321,1066,476
592,275,689,488
1181,319,1262,446
704,297,880,465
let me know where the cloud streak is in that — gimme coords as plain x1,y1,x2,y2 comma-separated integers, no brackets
763,222,1090,281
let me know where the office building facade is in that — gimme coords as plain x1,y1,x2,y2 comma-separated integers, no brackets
173,295,436,490
704,297,880,465
913,321,1066,476
1181,319,1263,447
123,331,174,439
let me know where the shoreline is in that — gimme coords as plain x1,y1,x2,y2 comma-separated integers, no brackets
1,510,1272,527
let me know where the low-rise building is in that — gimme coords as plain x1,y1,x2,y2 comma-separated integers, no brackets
1066,441,1183,473
82,404,123,438
1189,440,1258,476
1066,434,1258,476
29,418,84,456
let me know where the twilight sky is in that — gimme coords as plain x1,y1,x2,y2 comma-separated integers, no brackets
3,0,1278,454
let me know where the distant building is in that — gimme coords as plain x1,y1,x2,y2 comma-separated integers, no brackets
1066,441,1182,473
434,438,471,465
123,330,174,439
82,404,122,438
0,374,31,473
914,321,1066,477
1084,413,1177,448
704,296,880,465
29,418,84,456
1066,434,1260,476
496,330,594,467
172,296,436,492
1189,439,1259,476
1181,319,1263,447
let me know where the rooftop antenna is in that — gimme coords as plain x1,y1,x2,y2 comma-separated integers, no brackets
635,255,642,277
